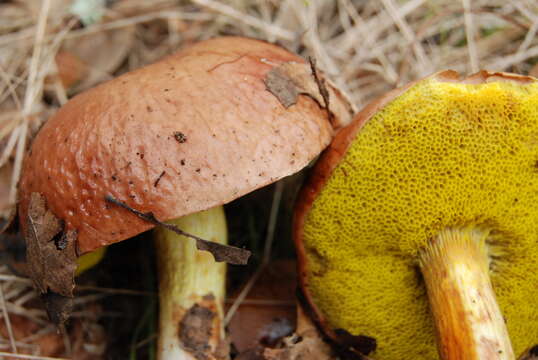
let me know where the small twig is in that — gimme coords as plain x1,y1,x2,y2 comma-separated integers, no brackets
153,170,166,187
104,195,250,265
308,57,330,117
133,333,157,350
0,275,154,296
0,275,32,285
0,284,17,354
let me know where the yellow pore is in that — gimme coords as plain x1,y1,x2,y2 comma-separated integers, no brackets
303,78,538,359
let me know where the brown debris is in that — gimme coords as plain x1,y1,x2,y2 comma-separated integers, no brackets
261,305,335,360
41,291,73,327
227,260,296,353
61,26,136,92
264,67,299,108
25,193,77,297
179,303,217,360
0,303,107,359
53,51,89,90
25,193,77,326
263,61,354,129
174,131,188,143
154,170,166,187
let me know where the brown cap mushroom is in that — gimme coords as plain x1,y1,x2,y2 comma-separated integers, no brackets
294,70,538,359
18,36,354,359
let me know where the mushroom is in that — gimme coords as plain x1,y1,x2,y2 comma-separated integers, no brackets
294,70,538,360
18,37,354,359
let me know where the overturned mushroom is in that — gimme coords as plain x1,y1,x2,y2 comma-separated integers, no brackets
18,37,354,359
295,71,538,359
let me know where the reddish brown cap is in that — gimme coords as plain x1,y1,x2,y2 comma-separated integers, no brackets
19,36,353,256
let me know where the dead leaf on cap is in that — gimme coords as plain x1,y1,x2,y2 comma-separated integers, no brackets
264,67,299,108
26,192,77,297
263,61,355,129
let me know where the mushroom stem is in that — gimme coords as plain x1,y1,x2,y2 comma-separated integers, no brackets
154,206,228,360
419,227,514,360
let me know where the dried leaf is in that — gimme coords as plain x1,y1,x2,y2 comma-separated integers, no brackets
62,26,135,91
53,51,89,90
42,292,73,327
228,260,296,353
26,192,77,297
262,305,335,360
105,195,251,265
264,68,299,108
263,61,355,129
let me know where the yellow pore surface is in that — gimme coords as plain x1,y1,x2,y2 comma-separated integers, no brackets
303,78,538,359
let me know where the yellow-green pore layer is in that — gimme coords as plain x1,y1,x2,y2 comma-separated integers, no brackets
302,78,538,359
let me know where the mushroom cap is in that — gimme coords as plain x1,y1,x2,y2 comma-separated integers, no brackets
294,71,538,359
19,36,351,253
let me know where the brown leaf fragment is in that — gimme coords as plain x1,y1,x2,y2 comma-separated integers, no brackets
179,303,216,360
263,61,355,129
195,239,249,264
261,305,335,360
264,68,299,108
26,193,77,297
519,345,538,360
105,194,250,265
42,292,74,328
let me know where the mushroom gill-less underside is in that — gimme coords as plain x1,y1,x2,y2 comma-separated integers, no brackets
299,76,538,359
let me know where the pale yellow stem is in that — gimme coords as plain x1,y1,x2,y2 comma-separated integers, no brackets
419,227,514,360
154,206,228,360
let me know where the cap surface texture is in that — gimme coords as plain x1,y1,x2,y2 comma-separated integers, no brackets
20,37,340,253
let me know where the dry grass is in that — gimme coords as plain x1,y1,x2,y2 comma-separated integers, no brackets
1,0,538,358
